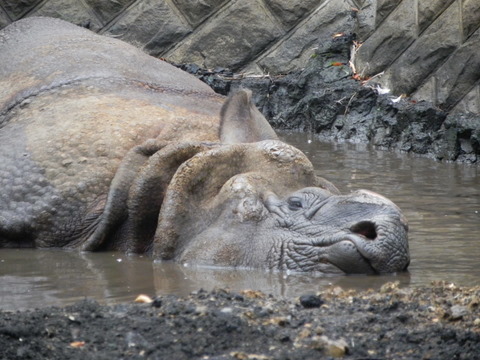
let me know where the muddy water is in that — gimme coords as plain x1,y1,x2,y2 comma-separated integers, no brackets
1,132,479,311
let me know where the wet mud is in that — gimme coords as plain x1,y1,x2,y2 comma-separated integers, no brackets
1,282,479,359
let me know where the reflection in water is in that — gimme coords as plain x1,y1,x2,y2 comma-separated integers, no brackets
153,262,412,298
0,250,155,311
1,132,479,310
0,249,411,311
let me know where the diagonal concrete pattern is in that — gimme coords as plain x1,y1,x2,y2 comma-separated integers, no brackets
0,0,478,114
355,0,480,114
0,0,479,159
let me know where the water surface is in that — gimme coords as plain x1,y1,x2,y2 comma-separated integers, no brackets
1,132,478,311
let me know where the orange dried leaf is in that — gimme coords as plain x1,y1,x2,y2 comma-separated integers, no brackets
331,62,345,67
241,289,265,299
70,341,85,348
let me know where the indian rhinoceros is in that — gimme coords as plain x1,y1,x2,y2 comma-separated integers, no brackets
0,17,409,274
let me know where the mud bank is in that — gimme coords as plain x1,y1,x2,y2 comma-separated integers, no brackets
1,282,479,359
177,33,480,164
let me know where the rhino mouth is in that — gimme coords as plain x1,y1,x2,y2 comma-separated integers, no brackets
326,241,377,274
309,234,378,275
338,220,410,274
287,219,409,275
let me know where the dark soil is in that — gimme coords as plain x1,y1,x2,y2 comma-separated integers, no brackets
1,282,479,359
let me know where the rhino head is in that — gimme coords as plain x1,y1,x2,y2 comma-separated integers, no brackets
83,90,409,275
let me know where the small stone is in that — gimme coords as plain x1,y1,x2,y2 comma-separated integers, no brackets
332,287,344,296
326,339,349,358
450,305,468,321
254,306,271,318
468,296,479,310
380,281,400,293
310,335,348,357
396,313,410,323
61,159,73,167
299,294,324,308
230,352,271,360
151,297,163,308
297,328,311,340
446,283,457,290
263,316,289,327
233,293,245,302
194,305,208,315
241,289,265,299
275,331,290,343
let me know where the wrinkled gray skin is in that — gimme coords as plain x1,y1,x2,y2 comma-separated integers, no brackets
0,17,409,274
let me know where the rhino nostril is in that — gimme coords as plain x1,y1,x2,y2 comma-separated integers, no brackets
351,221,377,240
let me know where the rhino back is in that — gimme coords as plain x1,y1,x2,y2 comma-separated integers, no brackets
0,17,219,123
0,17,223,247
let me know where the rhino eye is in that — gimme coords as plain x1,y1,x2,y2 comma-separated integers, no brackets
287,197,303,211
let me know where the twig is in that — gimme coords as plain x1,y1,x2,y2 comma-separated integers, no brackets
344,92,358,115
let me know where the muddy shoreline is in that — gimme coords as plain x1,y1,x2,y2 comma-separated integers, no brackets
177,32,480,164
1,282,478,359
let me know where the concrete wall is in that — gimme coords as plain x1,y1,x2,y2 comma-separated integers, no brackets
355,0,480,114
1,0,479,114
0,0,359,73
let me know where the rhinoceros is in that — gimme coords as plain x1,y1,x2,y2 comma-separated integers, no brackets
0,17,409,274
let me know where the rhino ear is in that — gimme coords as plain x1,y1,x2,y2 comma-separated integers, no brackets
219,89,278,143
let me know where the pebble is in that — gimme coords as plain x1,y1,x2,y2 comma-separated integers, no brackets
450,305,468,321
309,336,349,357
151,297,163,308
468,296,479,310
194,305,208,315
299,294,324,308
